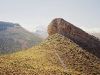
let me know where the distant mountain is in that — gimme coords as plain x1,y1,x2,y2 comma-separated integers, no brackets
48,18,100,58
33,30,48,39
0,21,42,54
0,33,100,75
92,33,100,39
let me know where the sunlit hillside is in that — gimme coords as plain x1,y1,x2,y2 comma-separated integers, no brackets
0,34,100,75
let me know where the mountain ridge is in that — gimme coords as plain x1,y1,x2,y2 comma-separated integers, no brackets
0,21,42,54
0,19,100,75
0,33,100,75
48,18,100,58
92,33,100,39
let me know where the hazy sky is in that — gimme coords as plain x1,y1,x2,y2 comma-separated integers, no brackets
0,0,100,32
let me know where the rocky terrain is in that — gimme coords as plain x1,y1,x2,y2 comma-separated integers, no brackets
0,19,100,75
48,18,100,58
0,21,42,54
0,33,100,75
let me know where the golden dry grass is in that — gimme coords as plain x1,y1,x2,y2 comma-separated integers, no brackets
0,33,100,75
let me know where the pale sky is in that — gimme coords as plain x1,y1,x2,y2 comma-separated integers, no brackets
0,0,100,33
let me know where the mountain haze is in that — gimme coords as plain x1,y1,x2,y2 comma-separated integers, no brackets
92,33,100,39
0,21,42,54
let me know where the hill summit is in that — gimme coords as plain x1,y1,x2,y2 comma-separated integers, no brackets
0,21,20,31
48,18,100,58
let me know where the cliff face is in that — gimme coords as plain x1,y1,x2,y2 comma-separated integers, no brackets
48,18,100,58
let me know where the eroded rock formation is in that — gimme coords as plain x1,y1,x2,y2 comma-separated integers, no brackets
48,18,100,58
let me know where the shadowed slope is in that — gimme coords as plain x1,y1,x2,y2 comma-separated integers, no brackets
0,34,100,75
48,18,100,58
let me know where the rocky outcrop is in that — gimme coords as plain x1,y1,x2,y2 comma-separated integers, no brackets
48,18,100,58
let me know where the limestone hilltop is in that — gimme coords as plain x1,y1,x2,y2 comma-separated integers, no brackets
48,18,100,58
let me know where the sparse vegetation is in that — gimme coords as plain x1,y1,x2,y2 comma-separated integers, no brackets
0,33,100,75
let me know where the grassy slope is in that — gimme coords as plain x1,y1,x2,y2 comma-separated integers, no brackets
0,34,100,75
